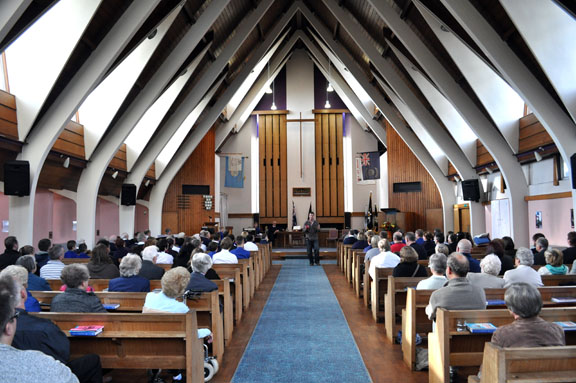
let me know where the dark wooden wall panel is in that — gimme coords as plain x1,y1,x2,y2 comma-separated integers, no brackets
259,113,287,223
387,123,443,232
314,112,344,222
162,128,215,235
146,163,156,179
109,144,127,171
476,140,494,167
519,113,555,153
52,121,85,159
0,90,18,140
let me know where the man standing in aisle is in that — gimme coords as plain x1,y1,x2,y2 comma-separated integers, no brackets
304,212,320,266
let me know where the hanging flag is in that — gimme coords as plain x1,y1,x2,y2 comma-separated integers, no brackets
292,201,297,228
224,156,244,188
359,151,380,180
366,191,373,229
308,202,313,215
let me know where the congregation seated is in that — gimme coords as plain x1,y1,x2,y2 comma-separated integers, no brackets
18,245,34,258
492,283,565,347
364,235,381,262
351,232,368,250
34,238,52,272
86,244,119,280
368,239,400,279
456,238,480,272
64,240,88,259
434,243,449,256
212,238,238,264
0,266,41,313
342,230,358,245
138,246,165,280
0,275,80,382
186,253,218,292
503,247,543,287
390,232,406,253
7,268,104,383
206,242,219,258
173,242,194,269
111,237,129,266
16,255,50,291
538,248,569,275
405,232,427,260
467,254,505,289
533,236,548,266
416,253,447,290
484,239,514,275
392,247,427,278
563,231,576,265
108,254,150,292
426,253,486,321
447,233,458,254
143,267,192,314
423,231,435,257
0,236,21,271
155,238,174,265
51,264,106,313
39,245,66,280
244,234,258,251
231,236,251,259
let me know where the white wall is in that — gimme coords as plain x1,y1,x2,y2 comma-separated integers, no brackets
286,50,316,226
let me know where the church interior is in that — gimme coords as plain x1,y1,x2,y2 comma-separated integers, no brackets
0,0,575,382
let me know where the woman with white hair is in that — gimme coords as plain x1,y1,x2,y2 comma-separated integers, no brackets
0,265,41,312
108,254,150,292
467,254,505,289
185,253,218,292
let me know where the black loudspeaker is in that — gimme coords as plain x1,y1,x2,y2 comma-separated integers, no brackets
4,160,30,196
344,212,351,229
121,184,137,206
462,179,480,202
571,153,576,189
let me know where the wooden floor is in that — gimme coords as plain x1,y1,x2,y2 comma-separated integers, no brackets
106,262,428,382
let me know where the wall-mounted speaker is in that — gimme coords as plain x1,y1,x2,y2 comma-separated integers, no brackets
462,179,480,202
4,160,30,196
121,184,137,206
571,153,576,189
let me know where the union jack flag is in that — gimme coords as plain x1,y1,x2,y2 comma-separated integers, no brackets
360,151,380,180
361,152,371,166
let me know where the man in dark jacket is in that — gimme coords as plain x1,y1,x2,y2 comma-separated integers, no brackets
563,231,576,265
34,238,51,271
138,246,165,280
186,253,217,292
406,232,427,260
0,236,20,271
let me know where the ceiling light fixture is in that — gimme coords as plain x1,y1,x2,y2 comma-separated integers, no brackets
112,170,118,179
145,179,150,187
534,148,543,162
453,175,460,182
265,62,272,94
327,60,334,92
485,167,493,174
63,156,70,168
270,78,277,110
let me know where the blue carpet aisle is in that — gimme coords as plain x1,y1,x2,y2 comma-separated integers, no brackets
232,259,372,383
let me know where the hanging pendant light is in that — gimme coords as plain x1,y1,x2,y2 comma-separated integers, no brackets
326,60,334,92
265,62,272,94
270,79,277,110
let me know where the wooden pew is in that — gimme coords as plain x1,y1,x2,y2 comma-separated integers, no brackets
363,260,371,307
158,263,172,271
352,251,366,298
370,267,394,322
32,311,203,382
62,258,90,264
240,257,256,299
31,290,226,362
340,244,352,273
214,279,233,345
402,286,576,372
470,342,576,383
428,307,576,383
212,266,243,323
542,274,576,286
384,276,427,343
214,263,250,311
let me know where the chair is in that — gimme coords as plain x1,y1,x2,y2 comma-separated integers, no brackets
326,228,339,247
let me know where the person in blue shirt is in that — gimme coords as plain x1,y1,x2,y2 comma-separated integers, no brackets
109,254,150,292
231,236,251,259
207,242,219,258
16,255,51,291
456,238,481,273
64,240,78,258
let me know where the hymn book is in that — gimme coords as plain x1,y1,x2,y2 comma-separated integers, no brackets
69,325,104,336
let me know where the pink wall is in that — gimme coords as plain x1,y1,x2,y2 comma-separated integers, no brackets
135,203,149,234
95,198,119,241
33,189,54,247
52,194,76,245
528,197,573,248
0,191,9,245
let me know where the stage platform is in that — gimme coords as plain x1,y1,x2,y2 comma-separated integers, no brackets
271,247,337,260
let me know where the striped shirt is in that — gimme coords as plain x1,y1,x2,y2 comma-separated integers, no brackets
39,260,65,280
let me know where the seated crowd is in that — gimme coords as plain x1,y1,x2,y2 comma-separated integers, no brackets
0,227,264,382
